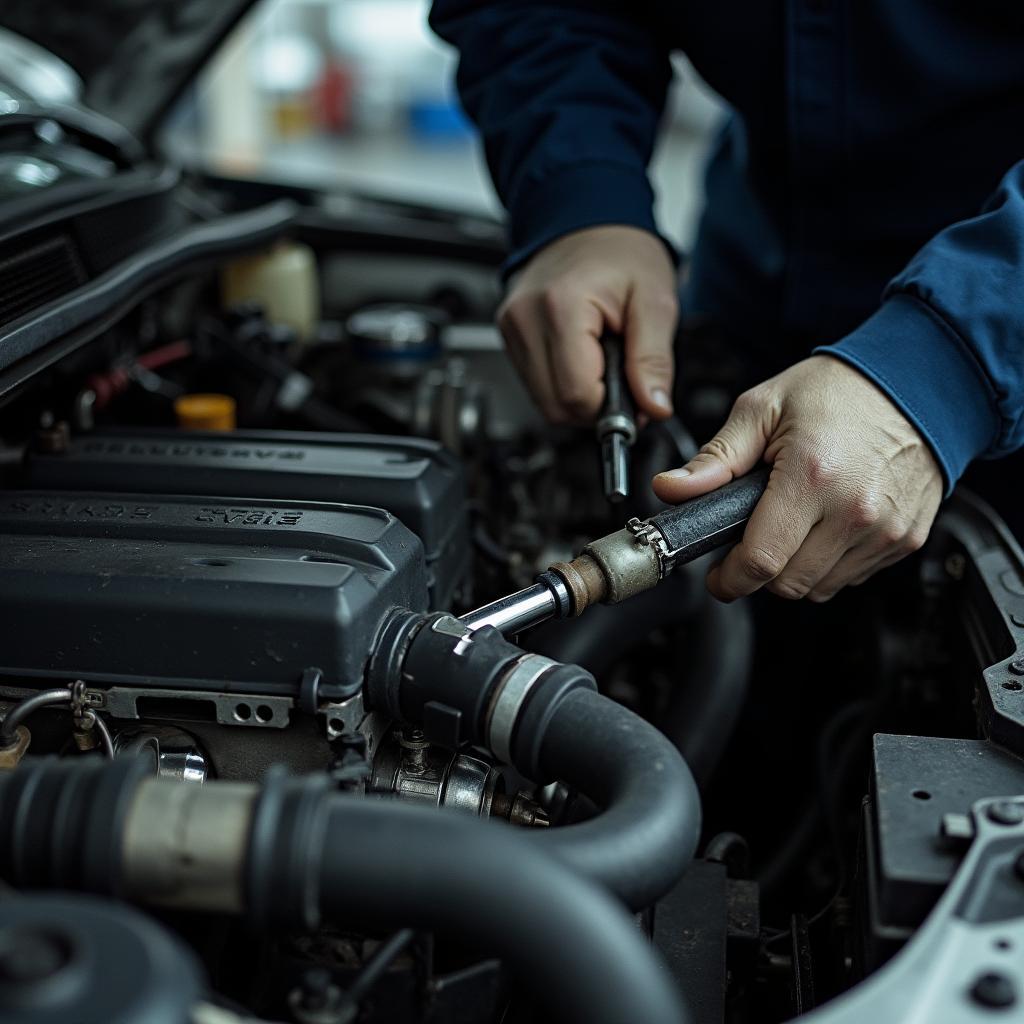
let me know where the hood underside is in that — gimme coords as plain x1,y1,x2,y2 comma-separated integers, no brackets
0,0,258,142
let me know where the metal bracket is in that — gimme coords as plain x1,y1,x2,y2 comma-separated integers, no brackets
88,686,293,729
804,795,1024,1023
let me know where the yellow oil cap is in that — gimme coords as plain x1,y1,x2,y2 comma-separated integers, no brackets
174,393,237,432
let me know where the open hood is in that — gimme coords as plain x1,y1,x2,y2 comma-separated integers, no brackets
0,0,259,143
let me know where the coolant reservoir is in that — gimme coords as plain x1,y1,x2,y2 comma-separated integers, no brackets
221,241,319,342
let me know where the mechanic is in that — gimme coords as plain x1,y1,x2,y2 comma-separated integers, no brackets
429,2,1024,603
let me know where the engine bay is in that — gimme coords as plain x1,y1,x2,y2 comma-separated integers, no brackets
2,198,1024,1024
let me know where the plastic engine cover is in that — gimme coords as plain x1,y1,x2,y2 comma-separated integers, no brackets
0,491,427,699
26,430,468,608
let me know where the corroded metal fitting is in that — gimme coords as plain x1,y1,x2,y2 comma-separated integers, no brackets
549,525,662,613
548,555,608,616
580,528,661,605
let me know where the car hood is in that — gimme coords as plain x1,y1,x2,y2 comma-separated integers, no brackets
0,0,258,143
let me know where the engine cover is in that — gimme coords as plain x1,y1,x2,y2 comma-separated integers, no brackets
26,429,468,608
0,491,427,702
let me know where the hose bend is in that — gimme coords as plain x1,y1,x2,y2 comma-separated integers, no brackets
367,610,703,910
316,799,687,1024
0,759,689,1024
530,687,702,911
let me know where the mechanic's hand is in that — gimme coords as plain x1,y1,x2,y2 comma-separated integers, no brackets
498,225,678,424
652,355,944,602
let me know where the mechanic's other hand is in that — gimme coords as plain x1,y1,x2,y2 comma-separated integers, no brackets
652,355,944,602
498,226,678,424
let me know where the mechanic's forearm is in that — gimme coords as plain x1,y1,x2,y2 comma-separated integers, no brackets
429,0,674,272
816,157,1024,489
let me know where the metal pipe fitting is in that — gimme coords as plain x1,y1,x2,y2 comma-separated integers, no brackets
460,466,772,637
460,582,558,634
122,777,258,913
486,653,561,765
579,527,662,605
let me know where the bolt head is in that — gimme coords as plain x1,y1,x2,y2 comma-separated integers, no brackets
1010,658,1024,676
971,972,1017,1009
988,802,1024,826
939,813,975,848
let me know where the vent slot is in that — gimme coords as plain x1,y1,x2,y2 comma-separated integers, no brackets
0,233,88,329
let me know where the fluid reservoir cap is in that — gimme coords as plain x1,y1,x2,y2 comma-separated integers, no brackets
174,393,237,432
346,304,445,365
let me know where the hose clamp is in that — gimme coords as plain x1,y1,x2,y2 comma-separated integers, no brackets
626,517,682,577
487,654,557,765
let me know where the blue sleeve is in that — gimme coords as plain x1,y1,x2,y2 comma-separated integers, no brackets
428,1,675,275
816,161,1024,493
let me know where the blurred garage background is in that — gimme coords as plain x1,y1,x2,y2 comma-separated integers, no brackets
163,0,728,253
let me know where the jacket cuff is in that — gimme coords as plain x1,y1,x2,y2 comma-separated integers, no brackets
814,294,999,494
503,162,677,279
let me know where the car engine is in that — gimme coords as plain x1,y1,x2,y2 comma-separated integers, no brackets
2,182,1024,1024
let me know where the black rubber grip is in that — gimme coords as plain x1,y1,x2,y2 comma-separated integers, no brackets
649,465,771,566
597,333,635,429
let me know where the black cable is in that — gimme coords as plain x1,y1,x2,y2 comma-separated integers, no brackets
92,714,116,760
0,687,72,747
347,928,415,1003
472,520,514,568
760,698,874,946
659,416,699,463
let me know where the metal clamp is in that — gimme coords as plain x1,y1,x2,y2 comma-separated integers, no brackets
626,517,683,578
487,654,557,765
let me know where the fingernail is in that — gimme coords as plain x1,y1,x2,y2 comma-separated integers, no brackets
656,467,691,480
651,387,672,412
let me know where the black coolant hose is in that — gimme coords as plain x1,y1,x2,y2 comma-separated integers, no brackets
0,758,688,1024
662,595,754,784
314,799,687,1024
527,566,753,787
529,687,702,909
527,568,703,675
368,612,702,910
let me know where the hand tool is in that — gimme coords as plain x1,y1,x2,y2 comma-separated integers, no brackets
461,465,771,634
595,333,637,503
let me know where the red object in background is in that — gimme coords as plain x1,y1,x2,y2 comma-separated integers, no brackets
313,59,356,134
87,340,193,412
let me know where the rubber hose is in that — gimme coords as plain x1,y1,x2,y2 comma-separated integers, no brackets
318,799,688,1024
529,565,751,787
529,687,701,910
0,760,688,1024
527,568,702,676
661,596,753,785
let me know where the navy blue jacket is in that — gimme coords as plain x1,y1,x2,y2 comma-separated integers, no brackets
429,1,1024,490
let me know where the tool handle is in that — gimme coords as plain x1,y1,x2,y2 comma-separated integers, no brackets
597,333,636,436
649,465,771,567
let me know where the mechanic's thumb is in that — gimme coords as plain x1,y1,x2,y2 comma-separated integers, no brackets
652,395,767,502
624,285,677,419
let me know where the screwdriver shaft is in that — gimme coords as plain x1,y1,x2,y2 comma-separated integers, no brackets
602,434,630,503
596,333,636,503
